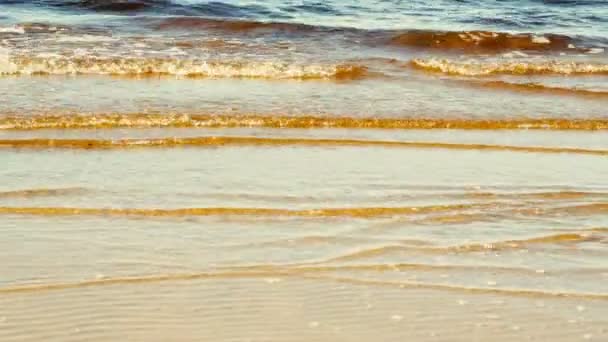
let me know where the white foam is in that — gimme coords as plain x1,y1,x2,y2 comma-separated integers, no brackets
165,47,187,56
0,56,365,79
411,57,608,76
56,35,118,43
587,48,605,54
531,36,551,44
502,51,528,58
0,26,25,34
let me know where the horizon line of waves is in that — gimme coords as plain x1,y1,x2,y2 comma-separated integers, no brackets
321,232,606,262
2,114,606,130
0,136,606,155
411,58,608,76
0,202,527,218
0,0,164,13
1,269,606,300
0,57,368,80
0,1,340,16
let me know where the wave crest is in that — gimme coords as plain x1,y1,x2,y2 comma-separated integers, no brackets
391,30,574,52
0,137,606,155
411,58,608,76
1,114,606,130
0,56,367,79
461,80,608,98
155,17,318,33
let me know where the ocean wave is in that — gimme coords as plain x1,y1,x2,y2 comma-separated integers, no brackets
2,0,608,39
1,114,607,130
0,187,89,198
221,263,541,276
0,203,499,218
151,21,606,54
0,22,74,35
391,30,574,52
0,136,606,155
3,16,605,58
0,56,367,79
0,26,25,34
411,58,608,76
153,16,318,32
3,269,607,299
152,17,332,33
325,233,600,263
418,203,608,225
518,203,608,216
461,80,608,98
18,0,166,12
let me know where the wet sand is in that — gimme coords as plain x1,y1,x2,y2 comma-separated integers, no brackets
1,130,607,341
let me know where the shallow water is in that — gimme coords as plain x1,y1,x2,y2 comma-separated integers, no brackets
1,1,607,341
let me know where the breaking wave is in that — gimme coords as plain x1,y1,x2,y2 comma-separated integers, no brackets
411,58,608,76
154,17,320,33
391,30,575,52
463,80,608,98
0,56,367,79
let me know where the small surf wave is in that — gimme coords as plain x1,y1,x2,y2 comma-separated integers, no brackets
3,269,607,300
0,56,367,79
462,80,608,98
154,17,319,33
220,262,541,276
0,187,89,198
411,58,608,76
0,26,25,34
420,203,608,225
1,114,606,130
1,203,606,219
313,275,608,300
0,136,606,155
0,203,502,218
391,30,575,52
521,203,608,216
326,233,602,263
470,191,608,200
0,22,72,34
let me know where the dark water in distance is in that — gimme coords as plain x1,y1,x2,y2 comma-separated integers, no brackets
1,0,608,34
